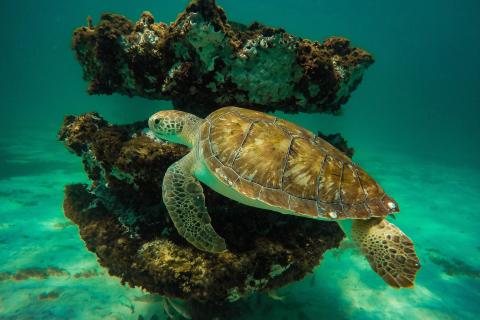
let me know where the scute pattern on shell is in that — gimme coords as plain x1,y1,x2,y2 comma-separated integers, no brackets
200,107,398,220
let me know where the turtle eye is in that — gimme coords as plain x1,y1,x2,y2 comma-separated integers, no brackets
154,119,160,125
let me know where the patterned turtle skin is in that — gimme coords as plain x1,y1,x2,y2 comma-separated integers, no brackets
148,106,420,288
199,107,399,221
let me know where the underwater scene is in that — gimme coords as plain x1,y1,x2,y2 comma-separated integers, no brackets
1,0,479,319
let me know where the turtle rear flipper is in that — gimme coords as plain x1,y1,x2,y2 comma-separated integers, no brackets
351,218,420,288
163,152,227,253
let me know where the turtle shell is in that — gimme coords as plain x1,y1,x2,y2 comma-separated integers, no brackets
199,107,399,220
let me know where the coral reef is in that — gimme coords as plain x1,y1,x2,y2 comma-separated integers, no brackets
317,131,354,158
64,0,363,310
58,113,345,303
72,0,373,116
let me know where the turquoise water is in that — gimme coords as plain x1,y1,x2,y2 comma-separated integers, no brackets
1,0,479,319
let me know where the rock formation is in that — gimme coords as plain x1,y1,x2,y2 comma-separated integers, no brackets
58,113,345,303
72,0,373,116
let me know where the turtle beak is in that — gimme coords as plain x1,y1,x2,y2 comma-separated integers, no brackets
148,115,155,130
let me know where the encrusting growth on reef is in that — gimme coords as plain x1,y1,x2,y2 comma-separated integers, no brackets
58,113,348,303
72,0,373,116
63,0,369,312
317,131,354,158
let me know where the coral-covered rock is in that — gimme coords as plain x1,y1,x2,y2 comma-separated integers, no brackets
72,0,373,116
317,131,355,158
59,113,344,303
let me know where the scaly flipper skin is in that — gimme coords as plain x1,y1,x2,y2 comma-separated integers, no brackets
162,152,227,253
351,218,420,288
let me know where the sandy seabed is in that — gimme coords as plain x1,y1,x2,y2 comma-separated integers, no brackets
0,132,479,320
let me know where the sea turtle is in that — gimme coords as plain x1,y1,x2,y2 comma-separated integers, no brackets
148,107,420,288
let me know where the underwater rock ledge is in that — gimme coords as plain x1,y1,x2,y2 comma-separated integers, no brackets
58,112,344,303
72,0,373,116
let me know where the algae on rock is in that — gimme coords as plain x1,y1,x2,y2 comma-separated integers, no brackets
58,113,345,303
72,0,373,116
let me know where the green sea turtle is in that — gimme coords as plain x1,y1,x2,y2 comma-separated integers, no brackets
148,106,420,288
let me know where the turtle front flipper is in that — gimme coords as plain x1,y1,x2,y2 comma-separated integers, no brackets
351,218,420,288
162,152,226,253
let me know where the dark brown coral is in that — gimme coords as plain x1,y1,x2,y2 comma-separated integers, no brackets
72,0,373,116
318,131,355,158
59,113,344,303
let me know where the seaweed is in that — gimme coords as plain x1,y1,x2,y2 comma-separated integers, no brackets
0,267,69,282
427,248,480,279
38,290,61,301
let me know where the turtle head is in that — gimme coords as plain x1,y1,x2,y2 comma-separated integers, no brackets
148,110,202,147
